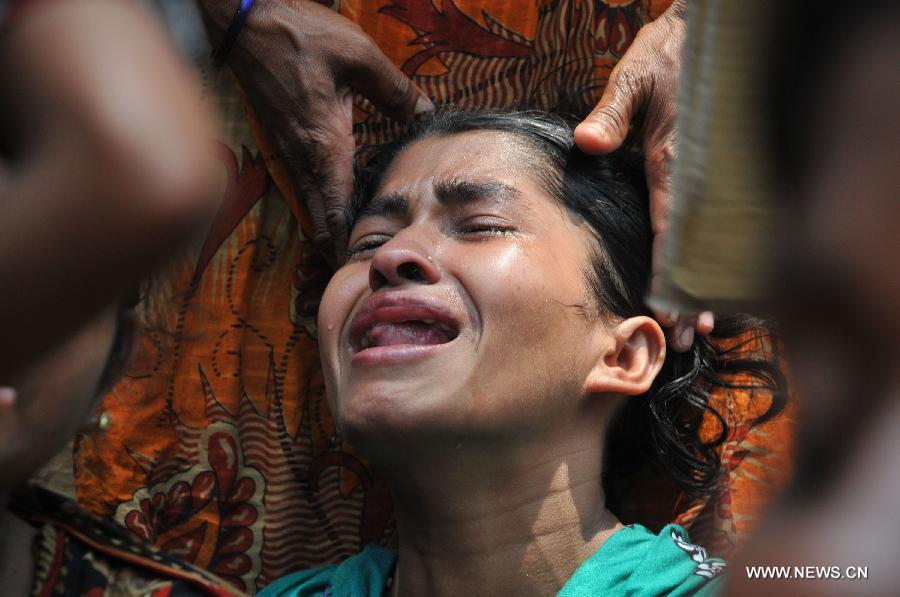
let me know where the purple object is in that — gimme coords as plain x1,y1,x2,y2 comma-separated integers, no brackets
211,0,255,66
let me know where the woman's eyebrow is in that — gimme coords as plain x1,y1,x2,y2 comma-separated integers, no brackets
349,179,523,230
350,192,409,228
434,179,523,207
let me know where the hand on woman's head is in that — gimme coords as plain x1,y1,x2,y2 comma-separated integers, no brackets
197,0,433,267
573,0,713,352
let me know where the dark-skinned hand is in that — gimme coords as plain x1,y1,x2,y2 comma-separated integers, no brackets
574,0,713,352
198,0,433,266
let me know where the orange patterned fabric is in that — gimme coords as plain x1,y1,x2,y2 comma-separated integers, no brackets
74,0,794,591
681,333,796,557
612,331,796,557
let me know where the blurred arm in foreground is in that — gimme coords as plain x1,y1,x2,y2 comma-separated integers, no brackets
726,0,900,594
0,0,219,381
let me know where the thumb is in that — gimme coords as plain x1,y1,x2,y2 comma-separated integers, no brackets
574,65,645,155
347,41,433,120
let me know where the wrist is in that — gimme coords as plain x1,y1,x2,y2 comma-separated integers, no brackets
208,0,255,66
195,0,238,36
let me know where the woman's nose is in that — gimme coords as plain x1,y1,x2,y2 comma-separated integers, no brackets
369,234,441,291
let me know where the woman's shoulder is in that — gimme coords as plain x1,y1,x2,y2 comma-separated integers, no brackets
558,523,726,596
259,545,397,597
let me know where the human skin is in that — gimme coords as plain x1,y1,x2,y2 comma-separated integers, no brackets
0,307,119,597
728,17,900,597
195,0,433,266
197,1,710,354
0,0,218,382
318,131,666,596
574,0,714,351
790,23,900,339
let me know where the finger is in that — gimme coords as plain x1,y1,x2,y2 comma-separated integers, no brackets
696,311,715,336
646,131,676,315
309,152,352,268
645,130,676,239
671,314,697,353
574,62,646,155
653,308,679,327
345,36,433,121
284,125,355,268
0,387,16,407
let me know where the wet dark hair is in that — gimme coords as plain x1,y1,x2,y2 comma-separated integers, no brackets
353,110,786,500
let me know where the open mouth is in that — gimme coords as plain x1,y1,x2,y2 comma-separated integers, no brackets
359,320,458,350
349,296,462,355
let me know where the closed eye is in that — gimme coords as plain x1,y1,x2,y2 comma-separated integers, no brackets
347,221,517,259
347,234,391,259
455,222,518,238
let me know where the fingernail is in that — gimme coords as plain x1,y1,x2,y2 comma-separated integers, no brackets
577,123,602,139
415,96,435,114
679,327,694,349
0,387,16,407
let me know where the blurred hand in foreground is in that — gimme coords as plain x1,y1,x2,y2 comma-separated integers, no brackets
0,0,218,381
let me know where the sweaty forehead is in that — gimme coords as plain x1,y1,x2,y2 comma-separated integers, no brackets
375,131,547,196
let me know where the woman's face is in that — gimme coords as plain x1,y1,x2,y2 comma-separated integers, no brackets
319,132,617,443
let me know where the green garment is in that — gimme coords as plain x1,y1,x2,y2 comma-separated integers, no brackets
260,523,725,597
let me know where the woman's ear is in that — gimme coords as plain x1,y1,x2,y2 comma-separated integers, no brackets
584,316,666,396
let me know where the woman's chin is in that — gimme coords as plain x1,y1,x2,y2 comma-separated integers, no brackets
337,385,466,444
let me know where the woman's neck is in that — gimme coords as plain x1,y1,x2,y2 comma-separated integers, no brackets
0,493,38,597
377,422,620,597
